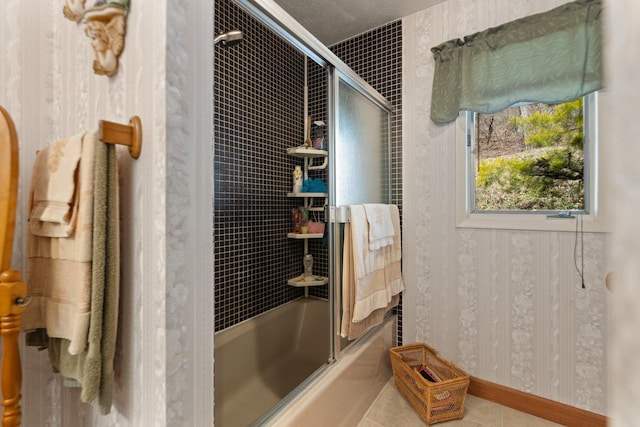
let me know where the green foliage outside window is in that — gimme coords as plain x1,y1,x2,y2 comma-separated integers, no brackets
475,99,584,211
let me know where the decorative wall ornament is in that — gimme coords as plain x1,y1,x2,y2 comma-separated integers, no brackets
63,0,129,77
63,0,85,22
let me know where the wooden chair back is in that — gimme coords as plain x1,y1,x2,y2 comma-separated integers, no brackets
0,106,19,273
0,106,24,427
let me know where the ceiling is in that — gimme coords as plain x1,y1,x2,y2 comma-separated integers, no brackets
274,0,445,46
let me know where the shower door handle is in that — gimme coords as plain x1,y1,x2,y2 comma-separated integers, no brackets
326,205,350,223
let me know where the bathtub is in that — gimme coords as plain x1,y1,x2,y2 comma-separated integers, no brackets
214,296,395,427
214,297,330,426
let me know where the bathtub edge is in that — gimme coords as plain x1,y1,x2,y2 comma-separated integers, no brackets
264,314,396,427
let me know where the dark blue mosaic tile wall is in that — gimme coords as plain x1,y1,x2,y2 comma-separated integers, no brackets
214,0,402,337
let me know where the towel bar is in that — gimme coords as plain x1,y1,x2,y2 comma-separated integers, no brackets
99,116,142,159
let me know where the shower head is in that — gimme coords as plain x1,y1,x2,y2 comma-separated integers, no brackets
214,30,245,47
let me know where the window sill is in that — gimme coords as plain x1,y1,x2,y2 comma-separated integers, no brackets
456,212,610,233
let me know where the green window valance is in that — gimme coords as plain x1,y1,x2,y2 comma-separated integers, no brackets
430,0,603,124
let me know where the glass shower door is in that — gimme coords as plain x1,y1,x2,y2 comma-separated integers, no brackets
333,78,390,205
328,72,391,359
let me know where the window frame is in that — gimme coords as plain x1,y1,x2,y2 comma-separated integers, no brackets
455,92,608,232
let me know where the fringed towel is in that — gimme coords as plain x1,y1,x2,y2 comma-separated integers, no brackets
341,204,404,340
24,131,96,355
363,203,395,251
28,133,83,238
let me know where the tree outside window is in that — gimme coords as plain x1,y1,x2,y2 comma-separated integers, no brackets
474,98,585,212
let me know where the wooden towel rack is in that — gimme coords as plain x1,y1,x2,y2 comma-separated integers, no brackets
99,116,142,159
0,111,141,427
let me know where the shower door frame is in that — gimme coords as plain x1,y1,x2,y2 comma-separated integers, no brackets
233,0,394,360
328,70,393,361
233,0,391,108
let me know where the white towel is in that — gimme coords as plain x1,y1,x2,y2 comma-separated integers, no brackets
363,204,395,251
29,132,84,237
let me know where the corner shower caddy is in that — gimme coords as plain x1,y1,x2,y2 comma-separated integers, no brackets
286,147,329,287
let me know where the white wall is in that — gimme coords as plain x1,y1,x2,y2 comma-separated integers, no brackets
603,1,640,425
402,0,608,415
0,1,213,425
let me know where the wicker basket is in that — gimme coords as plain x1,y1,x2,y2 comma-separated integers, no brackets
389,343,469,425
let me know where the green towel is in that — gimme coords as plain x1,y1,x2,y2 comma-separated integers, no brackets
49,139,120,415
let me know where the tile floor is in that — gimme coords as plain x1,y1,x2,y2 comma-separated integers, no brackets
358,378,563,427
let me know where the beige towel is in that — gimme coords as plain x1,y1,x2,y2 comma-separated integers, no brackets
49,140,120,415
341,221,400,340
340,204,404,340
363,203,395,251
29,133,83,238
384,205,404,301
349,205,390,322
23,131,97,355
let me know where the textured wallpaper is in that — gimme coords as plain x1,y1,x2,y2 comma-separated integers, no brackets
5,0,634,424
402,0,608,415
0,1,214,426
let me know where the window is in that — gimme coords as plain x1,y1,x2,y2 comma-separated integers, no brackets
456,92,607,232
